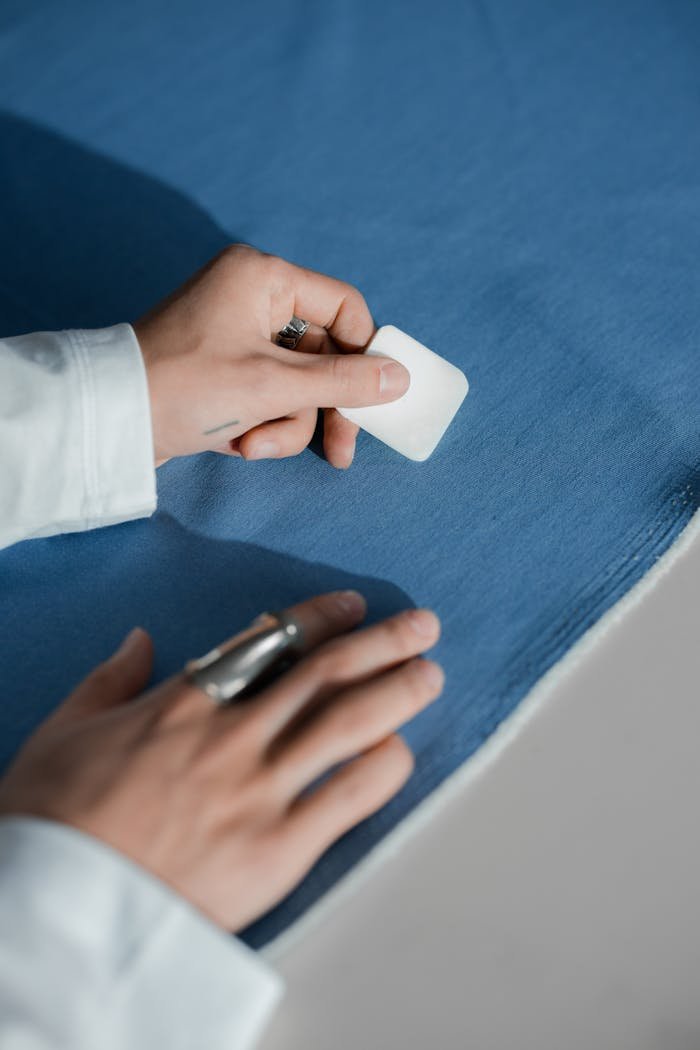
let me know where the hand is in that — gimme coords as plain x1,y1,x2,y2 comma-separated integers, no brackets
134,245,410,468
0,592,442,932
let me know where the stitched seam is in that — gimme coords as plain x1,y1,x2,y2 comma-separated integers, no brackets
63,330,93,526
67,329,100,526
247,479,700,945
503,478,699,677
499,509,690,697
417,473,700,780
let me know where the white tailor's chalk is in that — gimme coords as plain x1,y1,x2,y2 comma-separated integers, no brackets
337,325,469,461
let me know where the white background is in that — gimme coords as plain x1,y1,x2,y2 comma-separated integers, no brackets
260,527,700,1050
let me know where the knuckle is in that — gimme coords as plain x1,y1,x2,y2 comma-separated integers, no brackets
335,282,363,316
217,242,257,265
189,732,270,807
328,354,356,398
333,284,373,345
342,282,362,305
244,828,286,877
213,243,267,285
326,701,365,743
311,639,353,682
263,253,292,293
263,251,286,276
214,244,241,271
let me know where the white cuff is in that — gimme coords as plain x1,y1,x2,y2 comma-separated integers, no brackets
0,324,157,549
68,324,157,531
0,817,282,1050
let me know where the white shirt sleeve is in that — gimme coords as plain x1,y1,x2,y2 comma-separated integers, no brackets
0,324,157,550
0,329,285,1044
0,817,283,1050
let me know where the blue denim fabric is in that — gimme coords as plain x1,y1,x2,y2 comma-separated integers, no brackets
0,0,698,947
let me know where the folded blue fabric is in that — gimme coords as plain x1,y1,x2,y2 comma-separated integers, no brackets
0,0,698,947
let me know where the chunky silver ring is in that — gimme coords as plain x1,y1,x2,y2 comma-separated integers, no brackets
185,611,303,705
276,315,310,350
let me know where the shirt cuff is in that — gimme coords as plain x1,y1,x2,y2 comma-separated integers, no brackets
0,324,158,549
0,817,283,1050
68,324,157,530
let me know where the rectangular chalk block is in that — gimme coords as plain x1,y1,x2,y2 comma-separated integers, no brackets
337,325,469,461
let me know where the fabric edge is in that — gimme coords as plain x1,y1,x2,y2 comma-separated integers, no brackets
262,505,700,964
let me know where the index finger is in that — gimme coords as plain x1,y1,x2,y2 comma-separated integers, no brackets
269,259,376,351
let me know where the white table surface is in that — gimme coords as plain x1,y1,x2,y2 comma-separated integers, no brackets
259,525,700,1050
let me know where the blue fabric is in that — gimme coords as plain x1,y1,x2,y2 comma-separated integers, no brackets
1,0,698,947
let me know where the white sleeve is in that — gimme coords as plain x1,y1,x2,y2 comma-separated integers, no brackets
0,817,283,1050
0,324,157,550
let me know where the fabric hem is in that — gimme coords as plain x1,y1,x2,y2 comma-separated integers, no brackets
262,499,700,964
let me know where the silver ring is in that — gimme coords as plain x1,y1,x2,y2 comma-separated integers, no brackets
276,315,310,350
185,611,303,705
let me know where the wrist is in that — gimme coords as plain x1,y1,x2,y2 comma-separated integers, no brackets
132,321,170,465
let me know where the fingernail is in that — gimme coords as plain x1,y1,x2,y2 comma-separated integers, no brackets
418,659,445,690
117,627,142,657
247,441,279,460
379,360,410,397
333,590,366,615
406,608,440,638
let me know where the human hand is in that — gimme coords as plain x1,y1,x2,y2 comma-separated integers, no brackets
134,245,410,468
0,592,442,932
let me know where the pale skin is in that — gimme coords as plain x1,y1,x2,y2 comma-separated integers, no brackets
0,247,443,933
0,593,442,932
134,243,411,467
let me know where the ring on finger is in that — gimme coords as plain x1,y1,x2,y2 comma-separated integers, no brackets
275,315,310,350
184,611,304,705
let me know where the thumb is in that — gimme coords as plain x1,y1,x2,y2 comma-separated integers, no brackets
289,351,410,410
52,628,154,723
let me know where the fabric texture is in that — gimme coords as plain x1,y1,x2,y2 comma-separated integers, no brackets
0,326,156,548
0,0,698,949
0,817,282,1049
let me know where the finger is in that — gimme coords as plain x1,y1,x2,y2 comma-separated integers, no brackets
175,590,369,720
271,589,368,655
51,628,154,723
295,326,360,467
286,321,329,356
250,607,441,743
213,440,243,457
282,735,413,860
322,407,359,469
237,408,318,460
272,656,443,793
278,347,410,412
268,259,376,350
267,260,408,408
